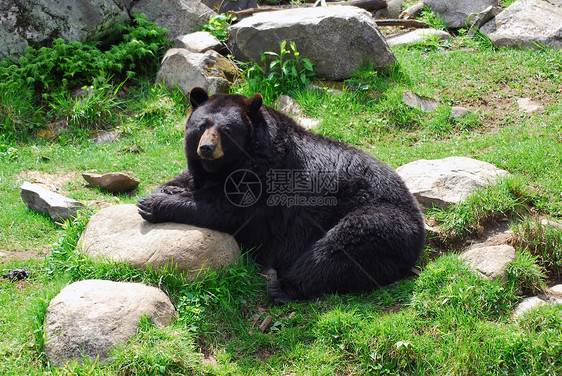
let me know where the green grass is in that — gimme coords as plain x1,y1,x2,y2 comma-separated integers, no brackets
1,35,561,375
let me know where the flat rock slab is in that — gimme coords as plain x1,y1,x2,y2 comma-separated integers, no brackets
83,172,140,192
396,157,509,208
461,244,516,280
45,279,176,366
79,204,239,277
480,0,562,49
228,6,396,81
20,181,85,221
386,28,452,47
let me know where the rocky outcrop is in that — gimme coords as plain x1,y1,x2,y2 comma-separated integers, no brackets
79,204,240,278
228,6,396,81
0,0,129,61
45,279,176,366
156,48,237,95
396,157,510,209
480,0,562,50
423,0,499,29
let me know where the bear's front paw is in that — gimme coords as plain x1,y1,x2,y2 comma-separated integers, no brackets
156,185,189,195
137,194,168,223
267,279,298,304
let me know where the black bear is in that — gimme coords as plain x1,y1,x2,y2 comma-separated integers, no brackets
138,87,425,303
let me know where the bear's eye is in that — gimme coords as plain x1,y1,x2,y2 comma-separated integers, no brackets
223,126,232,134
198,123,207,131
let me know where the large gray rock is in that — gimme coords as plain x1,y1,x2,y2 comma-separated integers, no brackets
45,279,176,366
396,157,509,209
228,6,396,81
480,0,562,50
79,204,239,277
0,0,129,61
461,244,516,280
424,0,499,29
20,182,86,221
130,0,217,41
202,0,258,13
156,48,237,95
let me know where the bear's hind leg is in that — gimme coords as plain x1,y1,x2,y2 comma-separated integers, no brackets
267,204,425,303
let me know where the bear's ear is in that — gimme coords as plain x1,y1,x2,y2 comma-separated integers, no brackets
247,93,263,114
190,87,209,109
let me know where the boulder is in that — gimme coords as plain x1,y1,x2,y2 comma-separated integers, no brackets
228,6,396,81
423,0,499,29
0,0,129,61
461,244,516,280
386,28,452,47
156,48,237,95
130,0,217,41
374,0,405,19
20,182,86,221
78,204,239,277
82,172,140,193
174,31,223,53
396,157,510,209
480,0,562,49
45,279,176,366
449,106,472,120
512,296,549,317
466,5,503,35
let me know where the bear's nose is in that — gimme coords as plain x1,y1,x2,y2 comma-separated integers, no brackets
198,143,215,156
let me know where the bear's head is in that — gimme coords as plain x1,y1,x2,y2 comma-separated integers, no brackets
185,87,263,175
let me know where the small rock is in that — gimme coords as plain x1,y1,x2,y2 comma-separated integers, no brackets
45,279,177,366
396,157,510,209
274,95,320,130
461,244,516,280
83,172,140,193
173,31,223,53
512,296,548,317
79,204,239,278
20,182,86,221
89,131,120,144
449,106,472,120
386,29,452,47
2,268,31,281
540,218,562,230
548,284,562,297
37,121,68,142
517,98,543,113
402,90,439,112
259,316,273,333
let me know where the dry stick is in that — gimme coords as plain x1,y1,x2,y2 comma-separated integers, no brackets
228,0,388,19
374,19,429,28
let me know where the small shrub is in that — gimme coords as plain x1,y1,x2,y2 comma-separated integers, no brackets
200,14,234,42
237,40,315,103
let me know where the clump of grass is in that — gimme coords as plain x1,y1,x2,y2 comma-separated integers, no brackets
511,219,562,278
429,176,536,242
506,249,547,294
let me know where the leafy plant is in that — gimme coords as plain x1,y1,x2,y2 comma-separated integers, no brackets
237,40,315,103
419,7,449,30
200,14,234,42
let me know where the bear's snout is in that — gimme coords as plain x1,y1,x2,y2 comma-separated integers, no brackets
197,128,224,160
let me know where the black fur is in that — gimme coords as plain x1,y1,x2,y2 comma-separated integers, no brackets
138,88,425,303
